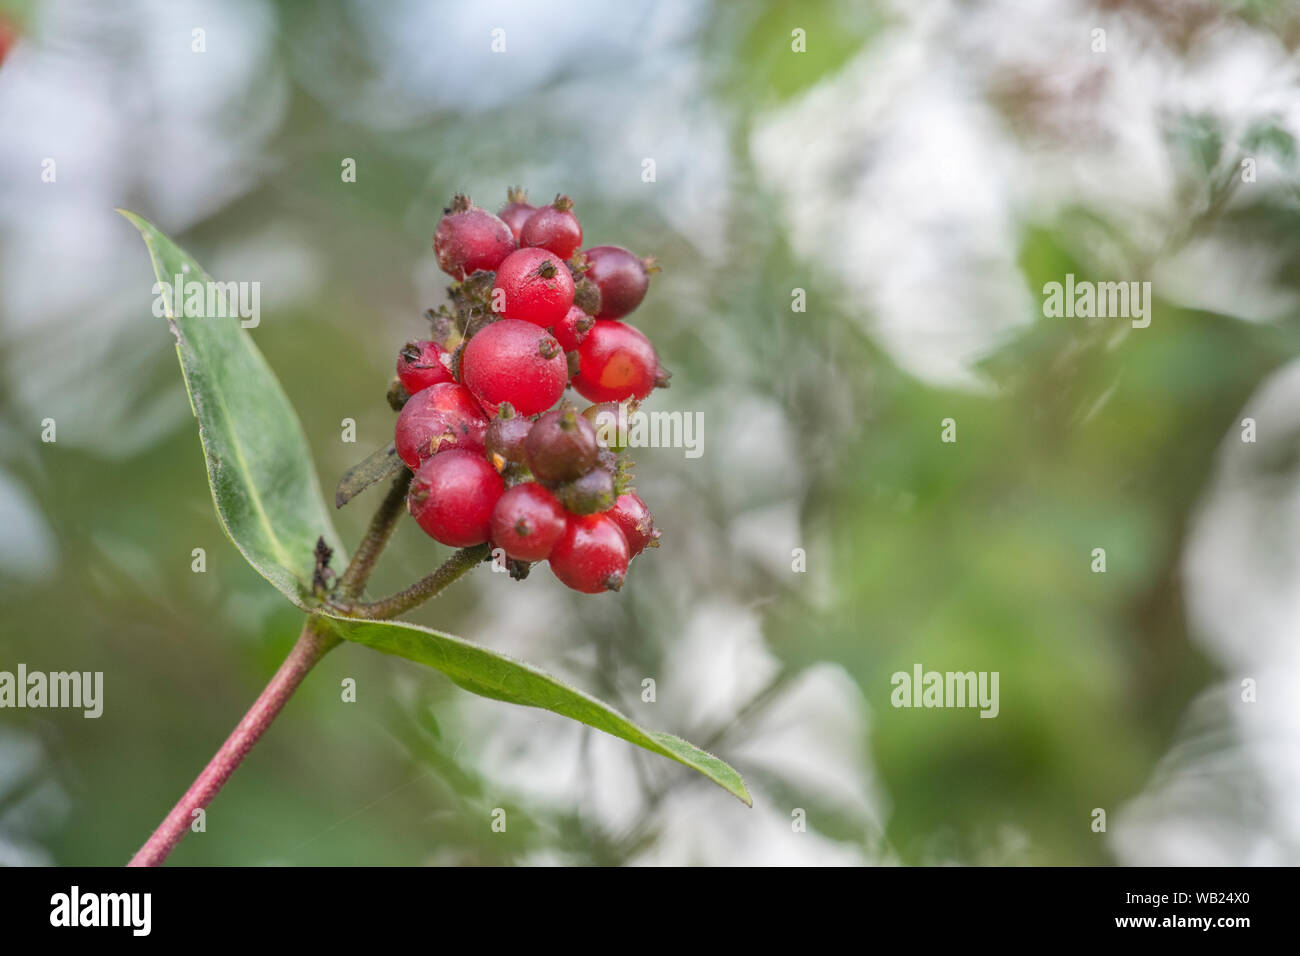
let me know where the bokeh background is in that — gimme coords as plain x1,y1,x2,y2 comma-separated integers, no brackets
3,0,1300,866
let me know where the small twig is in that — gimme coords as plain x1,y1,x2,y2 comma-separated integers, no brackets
333,544,490,619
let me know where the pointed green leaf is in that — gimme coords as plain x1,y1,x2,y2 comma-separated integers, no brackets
121,210,343,609
316,613,753,806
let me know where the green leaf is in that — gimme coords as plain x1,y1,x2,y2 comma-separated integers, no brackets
316,613,753,806
120,210,343,609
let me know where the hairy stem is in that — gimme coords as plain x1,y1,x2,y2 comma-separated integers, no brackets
337,470,413,599
335,543,489,619
128,619,339,867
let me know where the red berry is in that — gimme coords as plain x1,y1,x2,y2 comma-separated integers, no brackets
498,187,537,243
490,482,566,562
408,450,504,547
609,492,660,556
492,247,575,327
396,340,454,394
572,320,661,403
549,513,630,593
394,382,488,469
460,318,567,416
524,406,599,483
552,305,595,353
520,195,582,260
433,195,516,279
583,246,652,319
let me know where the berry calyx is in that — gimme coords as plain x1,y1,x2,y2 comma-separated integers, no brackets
394,382,489,469
609,492,660,556
490,482,566,562
553,305,595,352
582,245,654,319
549,513,630,593
396,340,454,394
555,466,615,515
498,187,537,242
525,405,599,483
521,195,583,260
408,450,505,547
460,318,567,416
572,320,662,403
492,247,575,327
433,195,516,279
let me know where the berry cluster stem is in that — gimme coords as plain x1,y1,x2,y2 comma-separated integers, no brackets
337,470,413,598
336,543,490,619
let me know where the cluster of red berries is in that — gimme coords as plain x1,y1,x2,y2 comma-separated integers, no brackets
389,189,665,593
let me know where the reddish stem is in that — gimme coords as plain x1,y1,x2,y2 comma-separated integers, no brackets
127,621,339,867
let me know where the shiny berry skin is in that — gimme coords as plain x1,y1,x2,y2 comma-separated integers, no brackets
572,320,660,403
485,410,532,468
525,406,598,483
549,513,630,593
609,492,660,556
492,247,575,327
553,305,594,353
490,482,566,562
460,318,567,417
583,246,652,319
520,195,582,260
498,187,537,242
394,382,488,469
396,340,454,394
408,450,504,547
433,195,517,279
555,466,615,515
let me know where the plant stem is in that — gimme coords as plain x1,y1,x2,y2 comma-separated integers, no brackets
335,543,489,619
127,619,339,867
129,470,488,866
337,470,413,599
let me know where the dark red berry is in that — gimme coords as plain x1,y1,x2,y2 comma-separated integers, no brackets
520,195,583,260
609,492,660,556
549,513,630,593
396,340,454,394
394,382,488,469
498,187,537,242
524,406,598,483
433,195,516,279
572,320,661,403
490,482,566,562
492,247,575,327
552,305,595,353
460,318,567,416
555,466,615,515
485,407,533,469
583,246,653,319
408,450,504,547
